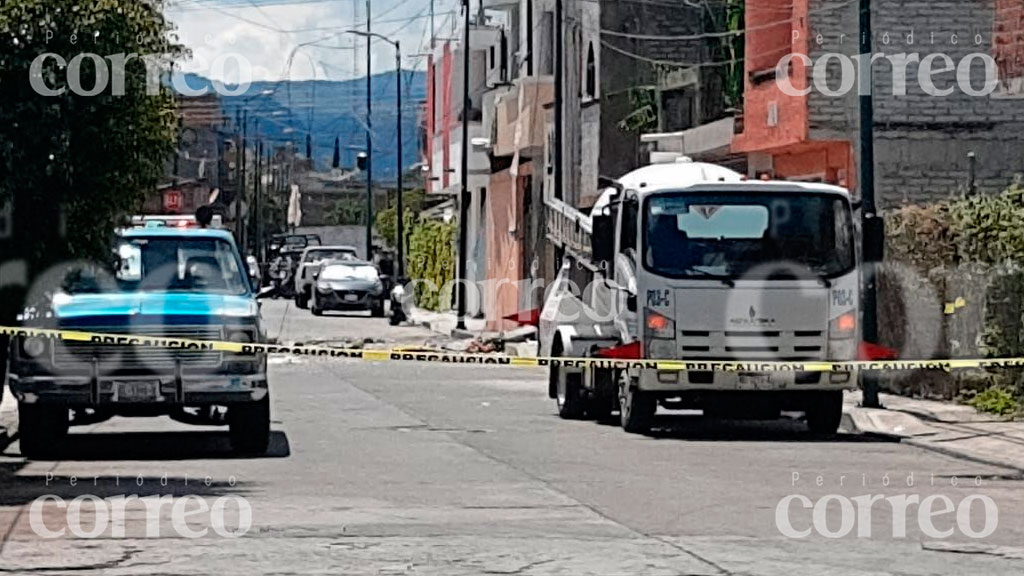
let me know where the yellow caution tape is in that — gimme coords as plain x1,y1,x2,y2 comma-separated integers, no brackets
4,325,1024,373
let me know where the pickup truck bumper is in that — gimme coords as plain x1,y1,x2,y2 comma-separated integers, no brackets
8,373,268,405
637,367,857,393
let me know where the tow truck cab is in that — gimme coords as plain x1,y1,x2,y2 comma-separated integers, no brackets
543,159,860,434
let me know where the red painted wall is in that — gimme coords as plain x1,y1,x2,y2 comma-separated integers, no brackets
441,43,453,189
732,0,810,154
995,0,1024,81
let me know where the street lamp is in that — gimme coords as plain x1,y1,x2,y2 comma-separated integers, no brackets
346,30,403,275
284,29,404,268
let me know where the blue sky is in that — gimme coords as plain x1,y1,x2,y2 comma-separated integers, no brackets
165,0,462,83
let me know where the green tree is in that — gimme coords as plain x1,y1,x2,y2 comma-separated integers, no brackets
374,188,426,248
0,0,181,353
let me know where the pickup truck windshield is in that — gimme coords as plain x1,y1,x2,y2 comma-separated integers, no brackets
106,237,249,295
644,192,855,280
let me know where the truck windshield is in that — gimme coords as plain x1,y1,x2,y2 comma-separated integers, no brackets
643,192,855,280
109,237,249,295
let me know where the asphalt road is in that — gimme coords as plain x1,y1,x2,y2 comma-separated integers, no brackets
2,300,1024,575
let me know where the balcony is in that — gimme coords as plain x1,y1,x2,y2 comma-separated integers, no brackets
492,76,554,158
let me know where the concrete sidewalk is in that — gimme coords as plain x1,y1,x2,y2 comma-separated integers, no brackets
844,390,1024,474
407,307,487,339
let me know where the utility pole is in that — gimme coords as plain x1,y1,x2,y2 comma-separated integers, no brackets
859,0,881,408
239,110,249,250
553,0,564,201
456,0,471,330
365,0,374,262
396,41,405,278
254,136,262,258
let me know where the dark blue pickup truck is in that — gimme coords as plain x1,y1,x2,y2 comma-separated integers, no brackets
8,227,270,457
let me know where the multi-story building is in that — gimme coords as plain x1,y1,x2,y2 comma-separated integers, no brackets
733,0,1024,205
426,21,507,317
149,93,236,216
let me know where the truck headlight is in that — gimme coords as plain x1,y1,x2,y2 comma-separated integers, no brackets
228,330,253,343
829,312,857,339
22,336,47,358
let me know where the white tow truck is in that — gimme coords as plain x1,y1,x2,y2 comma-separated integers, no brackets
540,156,869,434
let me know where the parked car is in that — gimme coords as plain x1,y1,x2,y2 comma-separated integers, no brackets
7,227,272,457
293,246,358,309
311,261,386,317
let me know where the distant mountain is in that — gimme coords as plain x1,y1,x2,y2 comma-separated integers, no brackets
174,71,427,183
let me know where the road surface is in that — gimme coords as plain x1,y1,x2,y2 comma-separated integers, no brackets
2,300,1023,575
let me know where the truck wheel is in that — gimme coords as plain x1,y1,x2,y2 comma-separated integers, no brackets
555,370,587,420
619,375,655,434
295,290,309,309
229,396,271,454
311,292,324,316
806,391,843,435
18,403,69,459
586,368,616,421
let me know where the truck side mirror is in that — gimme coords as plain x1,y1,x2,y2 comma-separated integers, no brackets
591,213,615,266
862,216,885,262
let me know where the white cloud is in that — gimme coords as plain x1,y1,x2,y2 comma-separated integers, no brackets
166,0,440,83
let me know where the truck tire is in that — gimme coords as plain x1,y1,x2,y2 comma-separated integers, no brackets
556,371,587,420
551,341,586,419
586,368,617,421
311,292,324,316
806,391,843,435
295,289,309,309
18,403,69,459
619,375,655,434
229,396,271,454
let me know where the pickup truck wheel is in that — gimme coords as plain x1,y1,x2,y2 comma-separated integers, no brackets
806,391,843,435
18,403,68,459
311,292,324,316
229,396,271,454
370,299,385,317
619,375,655,433
295,289,309,309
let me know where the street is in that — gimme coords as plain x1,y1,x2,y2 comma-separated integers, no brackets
1,301,1023,575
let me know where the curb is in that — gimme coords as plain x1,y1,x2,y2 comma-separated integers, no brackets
843,408,1024,477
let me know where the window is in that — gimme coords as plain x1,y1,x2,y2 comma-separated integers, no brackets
585,42,596,99
111,237,249,295
644,192,855,280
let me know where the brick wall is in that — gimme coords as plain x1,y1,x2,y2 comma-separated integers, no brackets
809,0,1024,207
599,0,709,179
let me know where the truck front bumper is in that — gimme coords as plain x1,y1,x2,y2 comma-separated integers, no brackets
637,367,858,393
9,373,268,405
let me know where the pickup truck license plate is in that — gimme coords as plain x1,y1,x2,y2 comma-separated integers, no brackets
116,381,159,402
344,293,359,302
738,373,771,389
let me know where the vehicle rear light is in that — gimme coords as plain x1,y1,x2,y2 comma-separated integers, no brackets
645,308,675,339
829,312,856,339
594,341,642,359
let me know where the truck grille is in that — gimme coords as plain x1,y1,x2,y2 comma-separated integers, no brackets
678,329,826,361
51,326,223,370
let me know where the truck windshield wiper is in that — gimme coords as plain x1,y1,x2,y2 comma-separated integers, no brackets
681,268,735,288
